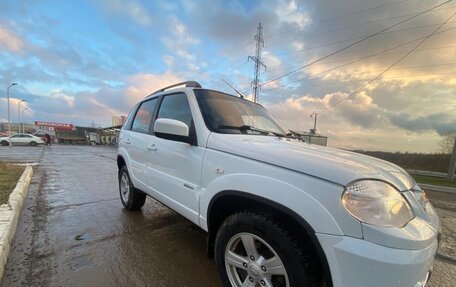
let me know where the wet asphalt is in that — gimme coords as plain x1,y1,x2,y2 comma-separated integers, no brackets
1,145,220,287
0,145,455,286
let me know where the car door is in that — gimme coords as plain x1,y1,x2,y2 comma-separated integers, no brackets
23,134,34,144
123,98,159,191
10,134,23,145
146,92,204,224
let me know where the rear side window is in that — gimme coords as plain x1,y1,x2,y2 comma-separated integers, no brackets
157,93,192,127
131,98,158,134
123,104,139,130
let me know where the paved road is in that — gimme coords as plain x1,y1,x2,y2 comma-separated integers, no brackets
1,145,455,286
1,145,220,286
0,145,44,163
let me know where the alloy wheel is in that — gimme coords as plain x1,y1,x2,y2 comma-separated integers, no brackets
225,232,289,287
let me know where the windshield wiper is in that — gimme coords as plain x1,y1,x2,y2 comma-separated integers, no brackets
286,130,304,142
217,124,285,137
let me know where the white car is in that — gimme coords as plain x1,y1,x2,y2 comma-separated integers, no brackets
117,81,439,287
0,133,45,146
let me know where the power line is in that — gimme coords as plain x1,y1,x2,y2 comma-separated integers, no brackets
260,0,453,87
263,64,456,92
202,40,254,74
206,1,420,77
241,26,456,95
262,26,456,90
264,22,456,76
264,0,415,40
266,32,456,76
265,4,456,48
265,8,456,52
263,71,456,92
316,11,456,115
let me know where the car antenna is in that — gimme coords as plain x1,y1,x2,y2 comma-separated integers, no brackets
222,79,244,99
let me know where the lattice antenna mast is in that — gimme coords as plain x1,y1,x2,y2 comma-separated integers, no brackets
248,23,266,103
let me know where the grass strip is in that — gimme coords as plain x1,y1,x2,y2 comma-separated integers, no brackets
414,174,456,188
0,162,26,205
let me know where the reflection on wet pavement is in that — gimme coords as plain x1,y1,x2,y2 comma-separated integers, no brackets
2,146,221,287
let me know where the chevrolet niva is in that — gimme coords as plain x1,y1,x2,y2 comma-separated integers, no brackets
117,81,439,287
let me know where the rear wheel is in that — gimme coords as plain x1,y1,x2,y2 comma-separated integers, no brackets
118,165,146,210
215,212,321,287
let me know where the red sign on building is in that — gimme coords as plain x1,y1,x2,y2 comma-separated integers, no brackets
35,121,75,131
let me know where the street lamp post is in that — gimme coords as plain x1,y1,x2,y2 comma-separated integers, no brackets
6,83,18,146
17,99,26,133
6,83,18,135
21,107,30,134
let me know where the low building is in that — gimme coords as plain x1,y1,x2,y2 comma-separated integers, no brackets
0,122,36,134
291,130,328,146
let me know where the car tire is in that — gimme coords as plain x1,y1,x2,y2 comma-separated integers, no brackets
118,165,146,210
1,140,9,146
215,211,321,287
30,141,37,146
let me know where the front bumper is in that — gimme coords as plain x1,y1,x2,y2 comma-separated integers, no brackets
317,233,438,287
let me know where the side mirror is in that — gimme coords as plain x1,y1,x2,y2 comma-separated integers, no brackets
154,118,194,144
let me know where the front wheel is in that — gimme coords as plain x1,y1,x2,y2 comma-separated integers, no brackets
30,141,37,146
215,212,321,287
118,165,146,210
0,140,9,146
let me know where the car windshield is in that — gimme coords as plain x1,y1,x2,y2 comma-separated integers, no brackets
194,89,287,136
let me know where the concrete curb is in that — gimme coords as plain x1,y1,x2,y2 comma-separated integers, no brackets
0,166,33,280
420,184,456,194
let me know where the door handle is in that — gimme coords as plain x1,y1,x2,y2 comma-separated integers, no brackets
147,144,157,152
124,139,131,144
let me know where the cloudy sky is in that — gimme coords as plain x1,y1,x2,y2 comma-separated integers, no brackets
0,0,455,152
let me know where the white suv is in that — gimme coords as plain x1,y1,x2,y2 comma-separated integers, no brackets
117,81,440,287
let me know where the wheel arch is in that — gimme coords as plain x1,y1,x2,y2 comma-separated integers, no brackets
117,154,127,170
207,190,333,286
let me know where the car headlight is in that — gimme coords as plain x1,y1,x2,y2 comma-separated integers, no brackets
342,180,414,227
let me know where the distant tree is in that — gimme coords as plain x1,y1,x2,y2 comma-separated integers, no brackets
440,131,456,154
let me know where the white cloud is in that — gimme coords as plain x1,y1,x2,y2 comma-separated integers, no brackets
276,0,311,29
0,25,23,52
162,16,200,63
163,55,175,68
96,0,152,26
125,72,183,103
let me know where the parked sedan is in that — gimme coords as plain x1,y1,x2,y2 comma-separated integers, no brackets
0,133,45,146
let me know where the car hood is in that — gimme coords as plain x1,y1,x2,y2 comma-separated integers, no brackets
207,133,414,190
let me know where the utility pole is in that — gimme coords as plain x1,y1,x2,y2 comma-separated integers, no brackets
248,23,266,103
447,137,456,181
310,113,318,134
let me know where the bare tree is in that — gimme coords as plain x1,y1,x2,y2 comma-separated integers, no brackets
440,131,456,154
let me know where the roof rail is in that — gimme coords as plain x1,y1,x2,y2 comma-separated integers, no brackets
149,81,202,96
